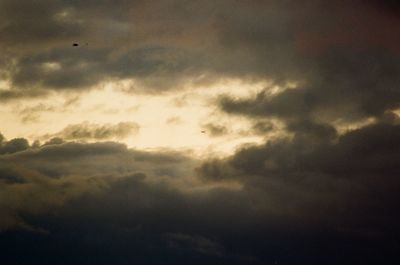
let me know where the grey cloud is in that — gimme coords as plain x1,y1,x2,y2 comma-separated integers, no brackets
46,121,140,140
0,127,399,263
8,45,207,92
220,89,313,120
0,0,299,98
201,123,229,137
0,0,84,46
17,103,56,123
43,137,64,146
1,0,399,104
0,137,30,154
0,139,198,230
198,121,400,234
0,140,230,265
0,88,47,102
1,1,400,263
220,50,400,128
14,98,82,123
212,1,400,134
251,121,274,135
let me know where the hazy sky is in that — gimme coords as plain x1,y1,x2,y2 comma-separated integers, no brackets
1,1,400,264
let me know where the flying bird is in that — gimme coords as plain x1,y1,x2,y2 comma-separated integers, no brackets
72,43,79,47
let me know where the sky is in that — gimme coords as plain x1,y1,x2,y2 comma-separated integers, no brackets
1,0,400,264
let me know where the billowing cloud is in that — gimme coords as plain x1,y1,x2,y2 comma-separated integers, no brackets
0,138,197,230
219,49,400,126
0,136,30,154
198,121,400,233
1,119,400,263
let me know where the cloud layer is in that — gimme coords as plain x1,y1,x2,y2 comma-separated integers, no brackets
1,119,400,264
1,0,400,264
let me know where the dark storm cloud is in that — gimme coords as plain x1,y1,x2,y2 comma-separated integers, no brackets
220,50,400,125
0,0,84,45
0,138,197,230
1,125,400,264
198,121,400,231
8,46,204,91
0,137,270,264
0,0,299,98
1,0,400,101
194,121,400,262
213,0,400,135
45,121,140,140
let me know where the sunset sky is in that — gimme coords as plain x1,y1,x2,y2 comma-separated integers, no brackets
1,1,400,264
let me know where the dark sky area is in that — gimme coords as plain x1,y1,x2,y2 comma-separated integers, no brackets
1,0,400,264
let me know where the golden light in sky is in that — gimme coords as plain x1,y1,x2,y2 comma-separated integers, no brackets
1,78,273,156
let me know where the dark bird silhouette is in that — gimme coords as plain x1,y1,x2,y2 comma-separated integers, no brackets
72,43,79,47
201,130,206,134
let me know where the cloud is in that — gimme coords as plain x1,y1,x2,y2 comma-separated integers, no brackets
0,0,84,45
251,121,274,135
0,0,300,99
0,137,30,154
0,139,198,230
1,0,399,103
201,123,229,137
166,116,183,125
44,121,140,140
219,49,400,133
0,88,47,102
16,103,56,123
198,121,400,233
1,124,400,263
